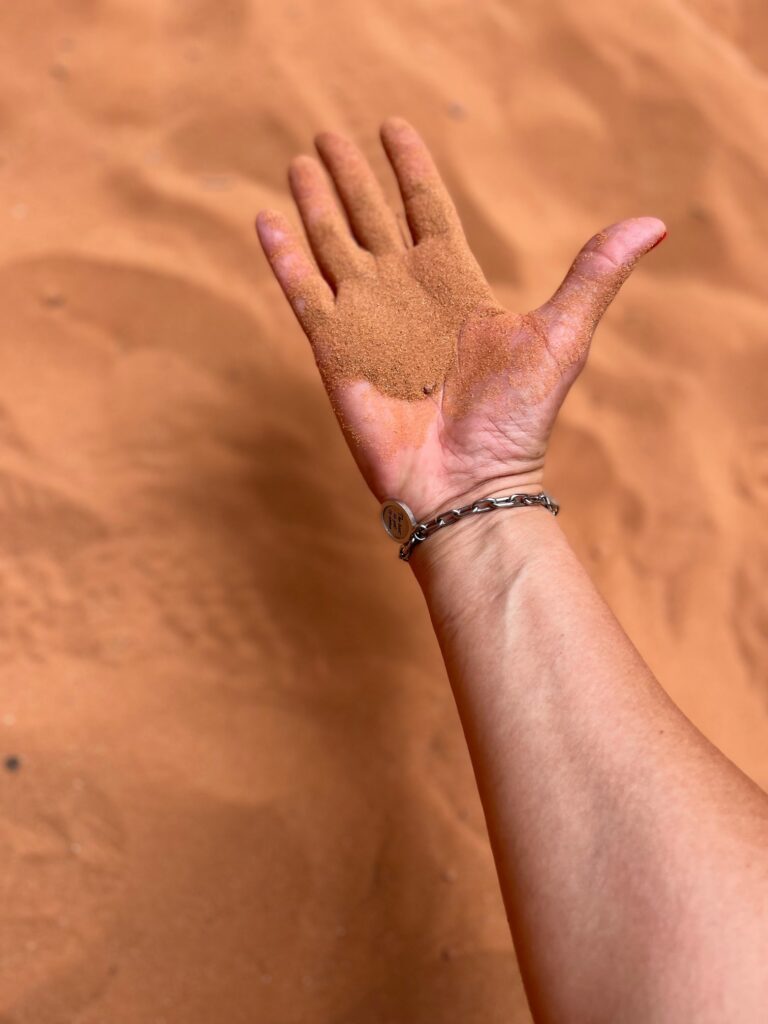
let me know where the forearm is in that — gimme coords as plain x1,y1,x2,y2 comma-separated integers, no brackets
413,510,768,1024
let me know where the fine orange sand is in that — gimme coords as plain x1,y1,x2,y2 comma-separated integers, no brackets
1,2,767,1021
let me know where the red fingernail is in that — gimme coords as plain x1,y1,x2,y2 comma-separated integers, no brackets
649,230,667,251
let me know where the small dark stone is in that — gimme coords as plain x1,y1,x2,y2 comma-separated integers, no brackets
41,290,66,309
688,203,710,223
49,62,70,82
4,755,21,772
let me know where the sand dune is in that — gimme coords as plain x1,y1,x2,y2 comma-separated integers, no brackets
0,1,766,1021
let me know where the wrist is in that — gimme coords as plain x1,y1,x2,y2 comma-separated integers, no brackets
409,490,564,621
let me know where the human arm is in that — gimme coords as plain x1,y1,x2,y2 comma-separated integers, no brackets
413,507,768,1023
255,118,768,1022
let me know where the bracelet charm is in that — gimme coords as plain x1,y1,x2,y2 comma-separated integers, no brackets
380,499,418,544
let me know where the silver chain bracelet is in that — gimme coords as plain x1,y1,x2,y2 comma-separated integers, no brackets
380,491,560,562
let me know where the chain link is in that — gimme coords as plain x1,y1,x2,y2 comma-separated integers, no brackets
398,492,559,561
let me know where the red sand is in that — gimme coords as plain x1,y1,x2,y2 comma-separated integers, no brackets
1,2,767,1022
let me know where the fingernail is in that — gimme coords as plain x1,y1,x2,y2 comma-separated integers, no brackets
649,230,667,251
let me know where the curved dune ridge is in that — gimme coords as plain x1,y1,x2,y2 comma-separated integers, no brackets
0,1,766,1021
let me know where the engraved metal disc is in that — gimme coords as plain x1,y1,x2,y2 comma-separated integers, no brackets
380,499,417,543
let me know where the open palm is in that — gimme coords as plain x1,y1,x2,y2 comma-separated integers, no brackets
256,118,665,522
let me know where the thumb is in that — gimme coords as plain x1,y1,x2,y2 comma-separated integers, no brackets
535,216,666,360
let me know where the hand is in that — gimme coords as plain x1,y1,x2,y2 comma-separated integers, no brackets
256,117,665,521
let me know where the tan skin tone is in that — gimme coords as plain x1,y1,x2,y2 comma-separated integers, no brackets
257,119,768,1023
256,117,665,519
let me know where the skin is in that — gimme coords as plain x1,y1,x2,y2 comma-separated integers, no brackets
256,118,768,1023
256,117,665,518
